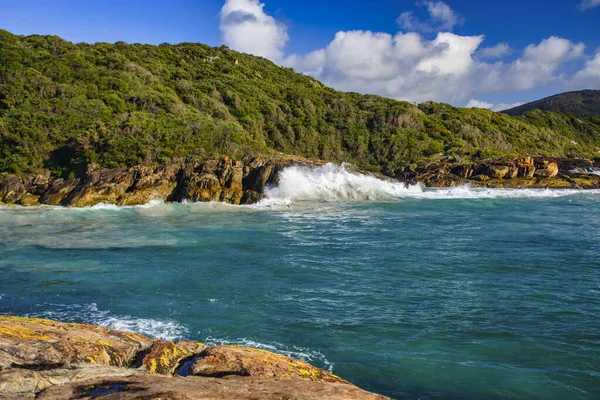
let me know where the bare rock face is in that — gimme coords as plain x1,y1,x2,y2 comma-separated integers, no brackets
484,164,509,179
0,316,388,400
39,178,81,205
189,345,349,384
534,160,559,178
34,373,387,400
0,176,27,204
0,316,154,370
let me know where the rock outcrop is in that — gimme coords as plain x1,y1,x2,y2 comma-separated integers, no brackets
0,316,387,399
0,157,294,207
1,156,599,208
395,157,600,189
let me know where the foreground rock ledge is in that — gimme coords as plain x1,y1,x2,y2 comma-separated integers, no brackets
0,316,387,399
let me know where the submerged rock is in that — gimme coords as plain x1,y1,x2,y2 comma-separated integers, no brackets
0,316,387,399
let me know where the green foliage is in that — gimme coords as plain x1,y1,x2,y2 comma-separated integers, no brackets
1,29,600,177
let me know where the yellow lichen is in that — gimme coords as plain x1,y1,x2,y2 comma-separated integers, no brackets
149,358,157,373
0,325,50,340
96,339,112,347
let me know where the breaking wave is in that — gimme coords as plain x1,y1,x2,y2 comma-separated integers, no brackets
27,303,188,341
256,163,600,207
570,167,600,176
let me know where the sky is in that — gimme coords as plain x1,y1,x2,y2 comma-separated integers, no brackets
1,0,600,110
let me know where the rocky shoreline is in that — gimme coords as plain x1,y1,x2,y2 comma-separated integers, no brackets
0,315,387,399
1,157,599,207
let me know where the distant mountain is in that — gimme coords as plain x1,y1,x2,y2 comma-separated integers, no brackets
502,90,600,116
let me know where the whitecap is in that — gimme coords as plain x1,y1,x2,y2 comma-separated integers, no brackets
570,167,600,176
254,163,600,207
28,303,188,341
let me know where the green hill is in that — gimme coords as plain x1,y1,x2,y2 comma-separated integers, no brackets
1,29,600,178
502,90,600,117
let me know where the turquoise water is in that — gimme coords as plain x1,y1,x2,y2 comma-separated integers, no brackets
1,165,599,399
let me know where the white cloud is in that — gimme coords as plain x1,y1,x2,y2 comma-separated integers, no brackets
220,0,598,106
579,0,600,10
570,51,600,89
477,43,512,60
416,33,483,76
397,1,464,32
285,32,590,105
219,0,288,61
523,36,585,64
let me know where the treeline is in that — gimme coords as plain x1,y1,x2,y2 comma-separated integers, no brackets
1,29,599,177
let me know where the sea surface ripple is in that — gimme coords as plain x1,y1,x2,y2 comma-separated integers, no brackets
0,164,599,399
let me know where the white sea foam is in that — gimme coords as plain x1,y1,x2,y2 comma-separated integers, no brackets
28,303,188,341
204,336,334,372
255,163,600,207
570,167,600,176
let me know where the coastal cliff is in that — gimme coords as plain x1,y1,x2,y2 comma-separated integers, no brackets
0,316,387,399
1,157,599,207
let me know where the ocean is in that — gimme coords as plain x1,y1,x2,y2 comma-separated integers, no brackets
1,164,599,399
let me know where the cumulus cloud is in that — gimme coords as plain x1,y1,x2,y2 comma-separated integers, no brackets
219,0,288,61
522,36,585,64
285,32,590,104
218,0,599,106
397,1,464,32
579,0,600,10
477,43,512,60
284,30,485,103
570,51,600,89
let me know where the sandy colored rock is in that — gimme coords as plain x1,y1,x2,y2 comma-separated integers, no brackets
0,316,154,370
140,340,205,375
0,316,388,399
485,165,509,179
534,161,559,178
35,373,389,400
0,364,143,399
0,175,27,204
190,345,349,384
39,178,81,205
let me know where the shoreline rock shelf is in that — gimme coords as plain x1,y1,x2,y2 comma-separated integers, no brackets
0,315,388,399
0,157,599,207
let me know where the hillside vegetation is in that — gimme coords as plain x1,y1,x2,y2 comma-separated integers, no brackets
503,90,600,117
1,29,600,177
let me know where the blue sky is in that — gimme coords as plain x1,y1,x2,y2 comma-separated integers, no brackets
1,0,599,109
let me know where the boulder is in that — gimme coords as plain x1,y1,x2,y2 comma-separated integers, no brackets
39,178,81,206
534,161,559,178
0,175,27,204
485,165,510,179
65,169,135,207
0,316,154,370
450,164,473,178
190,345,349,384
